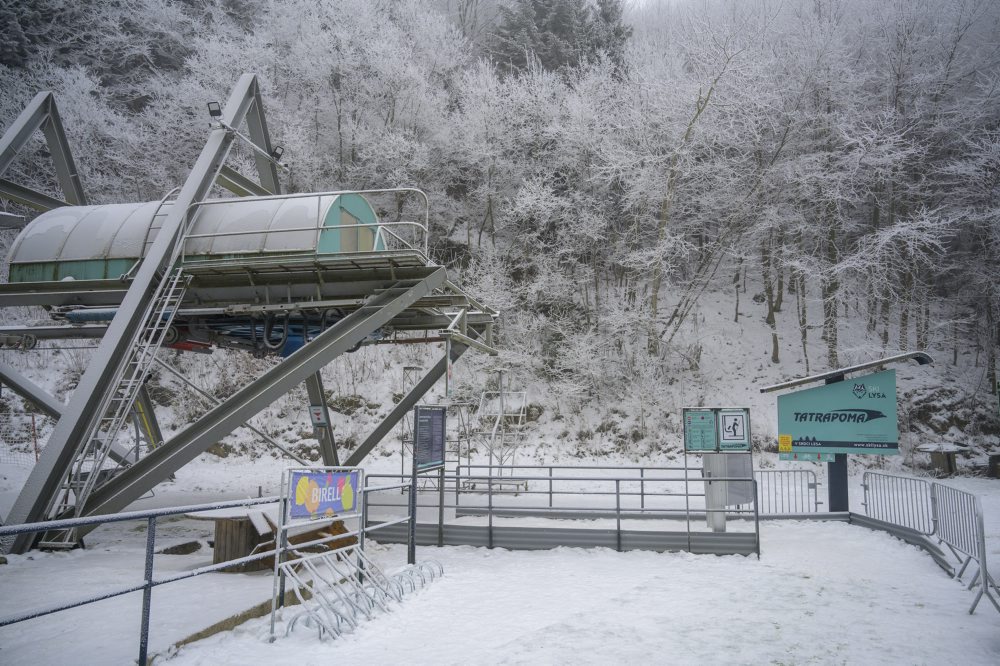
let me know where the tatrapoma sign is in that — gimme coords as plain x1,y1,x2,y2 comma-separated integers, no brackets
777,369,898,456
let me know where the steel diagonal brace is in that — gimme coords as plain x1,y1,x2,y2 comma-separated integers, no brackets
5,74,276,554
345,333,473,467
74,271,444,527
153,357,307,465
0,92,87,209
0,361,137,466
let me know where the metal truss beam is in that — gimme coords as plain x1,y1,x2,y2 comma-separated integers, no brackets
242,95,281,196
0,325,107,340
0,92,87,209
153,358,306,465
345,336,471,467
74,272,443,526
0,178,69,210
304,373,339,465
217,165,272,197
0,361,64,419
132,386,163,453
5,74,278,553
0,362,144,467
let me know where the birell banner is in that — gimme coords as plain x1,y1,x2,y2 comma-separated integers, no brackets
777,370,898,456
288,468,361,520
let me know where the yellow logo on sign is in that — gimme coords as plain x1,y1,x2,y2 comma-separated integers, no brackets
778,434,792,453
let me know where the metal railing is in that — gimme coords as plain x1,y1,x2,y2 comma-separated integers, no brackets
861,471,999,614
0,483,414,664
450,464,819,516
365,467,761,557
862,472,935,535
753,469,820,514
180,187,431,264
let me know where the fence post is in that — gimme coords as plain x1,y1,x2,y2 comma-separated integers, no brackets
138,516,156,665
407,469,417,566
615,479,622,552
438,466,445,548
548,466,553,508
929,482,939,536
488,476,494,549
640,468,645,510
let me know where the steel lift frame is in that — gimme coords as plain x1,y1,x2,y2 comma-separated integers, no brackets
0,73,497,553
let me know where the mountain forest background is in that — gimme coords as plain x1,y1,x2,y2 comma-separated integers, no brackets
1,0,999,462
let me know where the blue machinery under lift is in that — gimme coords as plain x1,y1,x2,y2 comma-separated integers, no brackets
0,74,498,553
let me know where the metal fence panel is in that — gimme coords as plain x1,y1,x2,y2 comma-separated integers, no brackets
754,470,818,514
933,483,979,558
862,472,935,535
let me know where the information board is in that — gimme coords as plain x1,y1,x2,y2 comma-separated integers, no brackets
414,405,446,470
308,405,328,427
683,409,718,451
777,370,898,456
288,468,361,520
683,407,751,452
718,409,750,451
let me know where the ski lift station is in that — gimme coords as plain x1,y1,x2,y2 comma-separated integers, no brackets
0,73,997,663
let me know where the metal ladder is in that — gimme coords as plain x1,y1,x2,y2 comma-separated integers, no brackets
40,267,189,547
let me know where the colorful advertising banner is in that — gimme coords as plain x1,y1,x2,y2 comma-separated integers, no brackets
288,468,361,520
777,370,898,456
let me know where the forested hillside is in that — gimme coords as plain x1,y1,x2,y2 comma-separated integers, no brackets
2,0,999,463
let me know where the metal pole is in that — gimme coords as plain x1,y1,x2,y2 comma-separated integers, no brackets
615,479,622,552
407,467,417,565
269,491,287,643
823,374,850,512
640,468,645,510
138,516,156,665
359,482,368,584
488,476,494,549
548,466,553,508
684,449,692,552
438,466,445,548
753,480,761,559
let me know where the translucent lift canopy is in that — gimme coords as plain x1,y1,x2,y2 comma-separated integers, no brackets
7,193,384,282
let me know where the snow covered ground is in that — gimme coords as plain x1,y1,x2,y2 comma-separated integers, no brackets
1,457,999,665
170,525,1000,666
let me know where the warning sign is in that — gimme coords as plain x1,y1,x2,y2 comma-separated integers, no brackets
308,405,328,428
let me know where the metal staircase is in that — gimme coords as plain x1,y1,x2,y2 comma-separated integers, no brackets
39,267,188,547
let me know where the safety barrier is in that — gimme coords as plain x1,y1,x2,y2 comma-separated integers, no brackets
753,469,819,514
861,472,935,534
366,466,762,557
0,482,414,664
451,464,818,516
861,472,999,614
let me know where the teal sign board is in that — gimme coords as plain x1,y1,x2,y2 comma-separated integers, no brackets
683,407,751,452
777,370,898,456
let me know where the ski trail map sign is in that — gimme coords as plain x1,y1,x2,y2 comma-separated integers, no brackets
777,369,898,456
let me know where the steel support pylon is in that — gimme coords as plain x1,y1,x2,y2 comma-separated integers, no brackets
5,73,281,553
70,271,444,530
